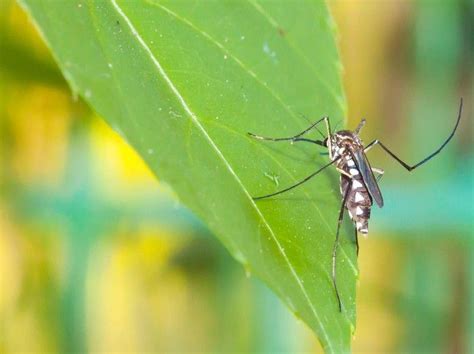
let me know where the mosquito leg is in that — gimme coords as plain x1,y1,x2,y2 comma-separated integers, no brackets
253,157,341,200
372,167,384,175
299,113,327,139
336,167,353,179
251,137,324,145
332,182,351,312
292,138,326,146
372,167,384,182
248,116,330,146
354,227,359,256
364,98,463,171
363,141,377,153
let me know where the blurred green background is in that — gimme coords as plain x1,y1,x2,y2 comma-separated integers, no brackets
0,1,472,353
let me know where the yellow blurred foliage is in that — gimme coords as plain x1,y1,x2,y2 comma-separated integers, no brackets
331,0,411,130
0,207,22,319
4,1,53,61
0,205,64,353
7,84,72,186
86,230,218,352
354,238,404,353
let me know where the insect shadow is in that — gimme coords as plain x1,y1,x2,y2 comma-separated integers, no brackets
248,98,463,312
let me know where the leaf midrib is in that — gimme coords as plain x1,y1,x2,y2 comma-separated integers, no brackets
108,0,335,350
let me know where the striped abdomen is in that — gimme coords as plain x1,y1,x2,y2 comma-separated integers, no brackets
338,157,372,234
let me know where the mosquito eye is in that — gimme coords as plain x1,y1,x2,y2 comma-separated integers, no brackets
323,138,329,146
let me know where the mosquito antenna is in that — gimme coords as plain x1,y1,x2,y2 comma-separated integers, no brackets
315,127,326,139
333,120,343,132
253,157,341,200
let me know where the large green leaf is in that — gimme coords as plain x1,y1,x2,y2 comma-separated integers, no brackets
18,0,357,351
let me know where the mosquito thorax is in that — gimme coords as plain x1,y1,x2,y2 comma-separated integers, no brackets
329,130,363,160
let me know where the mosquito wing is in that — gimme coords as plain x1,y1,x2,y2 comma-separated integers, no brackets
352,149,384,207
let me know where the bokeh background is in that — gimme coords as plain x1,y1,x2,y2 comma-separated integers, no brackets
0,1,472,353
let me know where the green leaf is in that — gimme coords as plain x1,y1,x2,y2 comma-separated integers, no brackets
18,0,356,351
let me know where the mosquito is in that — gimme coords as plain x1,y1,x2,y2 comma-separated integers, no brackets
248,98,463,312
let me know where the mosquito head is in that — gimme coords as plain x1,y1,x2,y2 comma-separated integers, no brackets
328,130,364,160
354,118,366,135
333,130,361,143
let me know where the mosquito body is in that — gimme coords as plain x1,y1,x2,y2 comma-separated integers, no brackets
329,127,382,236
248,99,463,312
